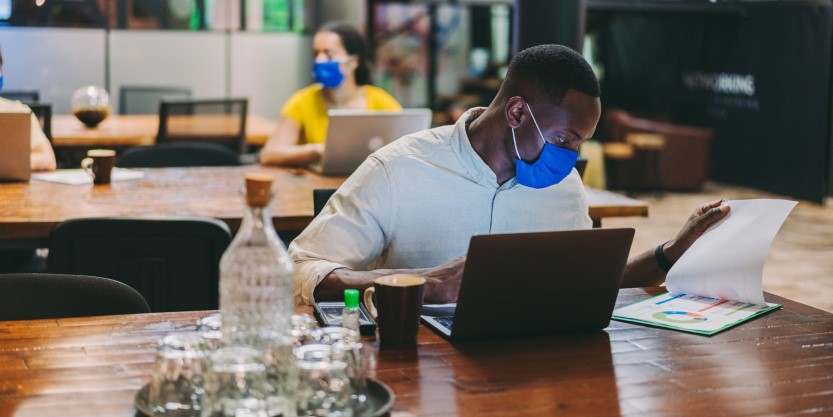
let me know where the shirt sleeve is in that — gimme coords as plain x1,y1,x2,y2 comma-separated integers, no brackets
29,111,49,149
288,156,393,305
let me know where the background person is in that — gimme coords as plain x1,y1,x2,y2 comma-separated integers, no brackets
0,48,57,172
260,22,401,167
288,44,730,305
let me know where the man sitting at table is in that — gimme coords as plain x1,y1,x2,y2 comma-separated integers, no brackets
0,48,57,172
289,44,729,305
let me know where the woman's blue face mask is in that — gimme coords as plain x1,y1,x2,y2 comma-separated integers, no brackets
511,103,579,189
312,60,346,89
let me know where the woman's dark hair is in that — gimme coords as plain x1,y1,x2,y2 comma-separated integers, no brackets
318,22,372,86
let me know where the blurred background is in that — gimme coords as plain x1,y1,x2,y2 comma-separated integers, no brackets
1,0,832,204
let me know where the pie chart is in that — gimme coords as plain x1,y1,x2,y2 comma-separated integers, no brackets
652,310,708,324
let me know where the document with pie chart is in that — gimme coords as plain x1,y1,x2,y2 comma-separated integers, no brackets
612,199,796,335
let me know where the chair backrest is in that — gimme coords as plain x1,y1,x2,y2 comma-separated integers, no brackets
48,217,233,312
313,188,337,216
0,273,150,321
0,90,39,103
117,142,241,168
119,85,192,115
27,103,53,142
158,98,248,155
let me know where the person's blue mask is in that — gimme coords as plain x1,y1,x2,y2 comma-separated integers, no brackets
512,103,579,189
312,61,345,89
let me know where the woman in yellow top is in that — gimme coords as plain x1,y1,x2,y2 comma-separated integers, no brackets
260,22,401,166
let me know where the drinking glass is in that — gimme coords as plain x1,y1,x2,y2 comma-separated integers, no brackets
148,331,210,416
332,339,368,409
201,346,270,417
70,85,111,128
316,327,367,409
294,344,353,417
261,336,297,417
291,313,321,348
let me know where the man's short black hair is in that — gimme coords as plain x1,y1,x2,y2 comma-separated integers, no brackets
502,44,600,103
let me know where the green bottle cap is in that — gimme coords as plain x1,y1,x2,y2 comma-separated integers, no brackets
344,289,360,308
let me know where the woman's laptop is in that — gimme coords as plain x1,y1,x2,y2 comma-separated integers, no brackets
0,112,32,181
309,108,432,176
421,228,635,342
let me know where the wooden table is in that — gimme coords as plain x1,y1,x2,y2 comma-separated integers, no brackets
0,166,647,249
0,287,830,416
586,187,648,227
0,166,342,249
51,114,277,148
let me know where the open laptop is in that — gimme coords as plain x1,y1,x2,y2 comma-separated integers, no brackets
309,108,432,175
0,112,32,181
421,228,635,342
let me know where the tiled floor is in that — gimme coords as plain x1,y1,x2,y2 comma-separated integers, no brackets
602,182,833,313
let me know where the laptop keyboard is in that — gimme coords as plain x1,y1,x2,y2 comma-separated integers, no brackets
433,316,454,330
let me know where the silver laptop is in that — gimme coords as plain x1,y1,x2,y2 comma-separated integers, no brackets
421,228,635,342
309,108,432,175
0,112,32,181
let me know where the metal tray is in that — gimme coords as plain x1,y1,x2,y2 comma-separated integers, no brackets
135,377,394,417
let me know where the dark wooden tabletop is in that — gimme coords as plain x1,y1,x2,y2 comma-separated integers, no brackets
0,287,830,417
0,166,647,249
0,166,345,248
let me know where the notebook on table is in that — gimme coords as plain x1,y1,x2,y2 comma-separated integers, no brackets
0,112,32,181
309,108,432,176
421,228,635,342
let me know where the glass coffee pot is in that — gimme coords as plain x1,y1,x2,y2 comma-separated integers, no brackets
71,85,111,128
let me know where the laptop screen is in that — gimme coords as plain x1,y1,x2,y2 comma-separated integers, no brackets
422,228,634,341
312,108,432,175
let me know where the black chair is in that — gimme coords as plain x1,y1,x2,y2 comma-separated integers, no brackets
0,273,150,321
48,217,232,312
119,85,191,115
158,98,248,155
117,142,241,168
1,90,39,103
27,103,53,142
313,188,337,216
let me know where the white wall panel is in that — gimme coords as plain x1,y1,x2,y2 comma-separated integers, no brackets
109,30,227,113
230,32,310,118
0,27,106,114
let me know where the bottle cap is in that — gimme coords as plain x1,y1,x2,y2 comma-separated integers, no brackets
245,173,273,207
344,289,359,308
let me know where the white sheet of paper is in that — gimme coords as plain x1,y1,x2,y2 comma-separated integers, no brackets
666,199,797,305
32,168,145,185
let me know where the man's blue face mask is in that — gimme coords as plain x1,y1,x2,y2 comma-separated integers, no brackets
511,103,579,189
312,60,345,89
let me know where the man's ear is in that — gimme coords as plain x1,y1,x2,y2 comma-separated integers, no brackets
505,96,526,129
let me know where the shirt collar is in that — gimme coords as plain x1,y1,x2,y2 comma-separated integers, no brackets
451,107,507,188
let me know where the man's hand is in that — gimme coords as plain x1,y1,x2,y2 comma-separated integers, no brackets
422,256,466,304
664,199,731,263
